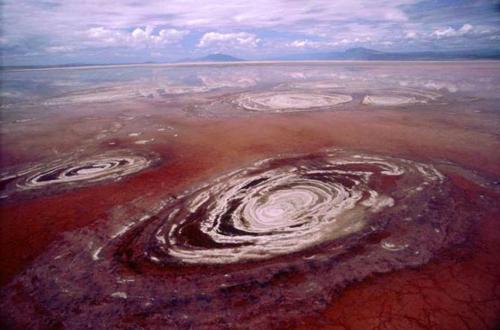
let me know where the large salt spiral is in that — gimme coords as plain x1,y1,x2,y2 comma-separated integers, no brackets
148,151,443,264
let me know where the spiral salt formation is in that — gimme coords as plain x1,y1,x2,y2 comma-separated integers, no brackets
0,150,477,329
154,152,441,264
277,80,443,107
362,95,424,106
361,88,442,106
0,151,155,197
234,91,352,112
23,156,149,188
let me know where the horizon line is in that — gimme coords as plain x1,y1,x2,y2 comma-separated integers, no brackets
3,59,500,72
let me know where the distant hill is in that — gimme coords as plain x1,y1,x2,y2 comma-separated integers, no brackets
274,47,500,61
195,53,244,62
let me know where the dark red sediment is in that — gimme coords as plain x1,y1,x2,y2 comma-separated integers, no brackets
293,172,500,330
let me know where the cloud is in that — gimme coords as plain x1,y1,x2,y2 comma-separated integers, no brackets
288,40,322,48
156,29,189,43
130,27,189,46
431,24,474,38
86,27,123,45
1,0,415,42
45,45,77,53
198,32,260,48
287,35,379,49
85,26,189,48
405,31,418,39
1,0,499,65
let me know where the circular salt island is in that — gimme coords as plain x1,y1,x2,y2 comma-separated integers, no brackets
235,91,352,112
0,150,157,197
362,95,422,106
22,156,150,188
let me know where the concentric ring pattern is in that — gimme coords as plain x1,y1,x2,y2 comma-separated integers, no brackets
233,91,352,112
21,156,150,188
142,150,443,264
0,150,156,197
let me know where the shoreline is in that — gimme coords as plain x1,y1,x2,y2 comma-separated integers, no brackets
3,59,500,72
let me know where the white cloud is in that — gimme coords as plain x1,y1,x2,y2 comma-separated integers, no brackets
334,37,372,46
405,31,418,39
131,27,153,42
85,26,189,48
431,24,474,38
45,45,77,53
130,27,189,46
2,0,500,63
287,35,381,50
86,27,122,45
155,29,189,44
460,24,474,34
198,32,260,48
288,40,322,48
1,0,415,41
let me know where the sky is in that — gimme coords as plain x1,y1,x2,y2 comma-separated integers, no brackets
1,0,499,65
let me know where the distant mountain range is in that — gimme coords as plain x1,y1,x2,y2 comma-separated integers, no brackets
174,53,244,63
272,47,500,61
182,48,500,62
188,48,500,62
195,53,244,62
3,48,499,70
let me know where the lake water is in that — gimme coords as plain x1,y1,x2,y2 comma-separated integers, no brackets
1,61,499,329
